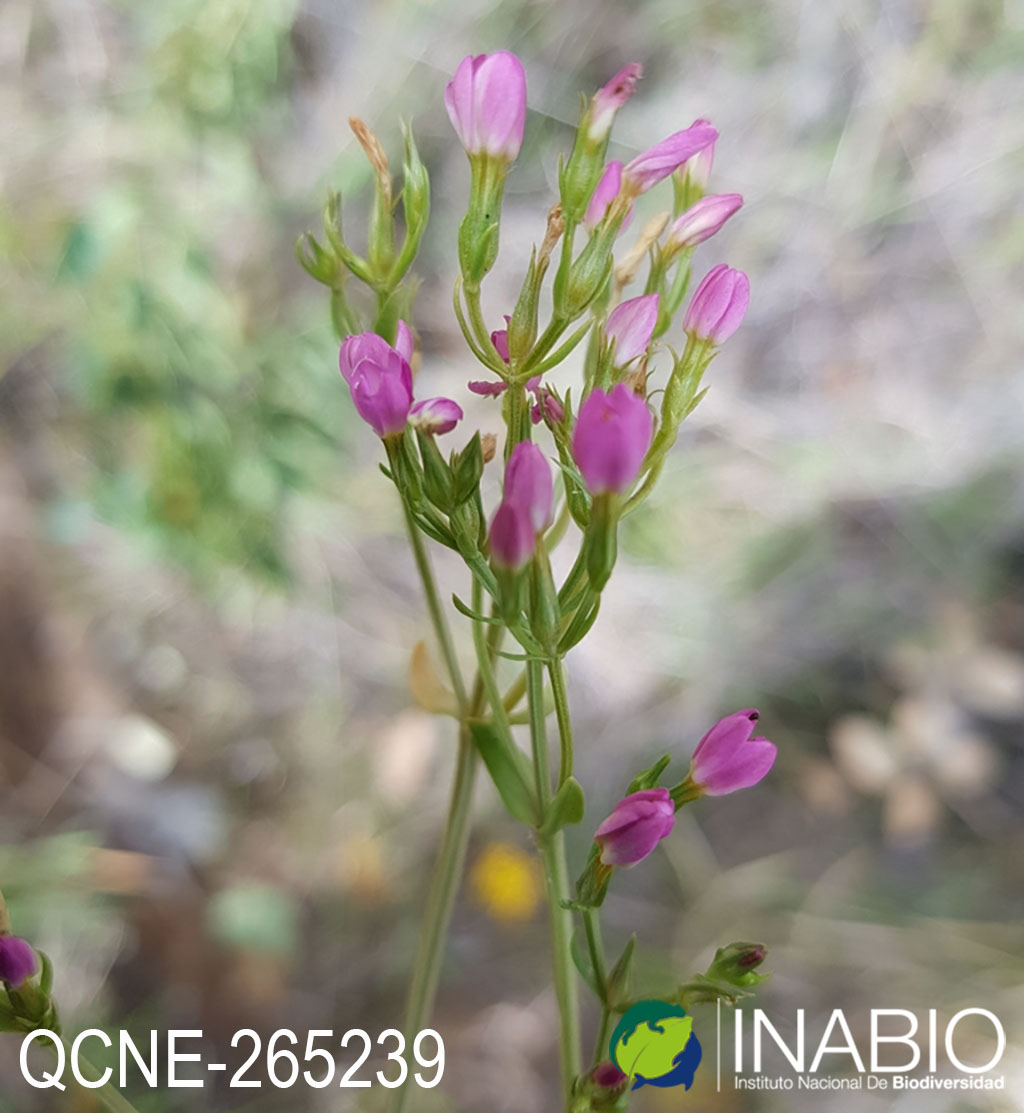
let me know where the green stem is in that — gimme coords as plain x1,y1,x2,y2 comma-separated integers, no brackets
392,520,484,1113
401,500,468,711
582,908,612,1065
526,659,551,808
528,661,581,1105
594,1003,613,1068
505,381,530,455
548,657,574,785
55,1049,143,1113
541,831,583,1106
395,727,477,1113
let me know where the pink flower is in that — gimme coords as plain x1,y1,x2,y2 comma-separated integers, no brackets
583,161,633,233
623,120,718,194
683,264,750,344
594,788,675,866
504,441,553,533
488,500,535,570
394,320,414,364
339,332,414,438
445,52,527,161
605,294,659,364
490,317,511,363
0,936,37,988
572,385,653,496
488,442,553,568
675,119,715,191
408,397,463,435
588,62,643,142
468,379,507,397
690,709,776,796
666,193,743,251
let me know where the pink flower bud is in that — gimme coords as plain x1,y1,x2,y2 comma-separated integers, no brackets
572,385,653,496
666,193,743,251
531,388,565,427
588,62,643,142
604,294,659,364
683,263,750,345
0,935,37,987
445,52,527,161
585,1061,630,1104
623,120,718,194
690,709,776,796
594,788,675,866
339,332,414,438
591,1062,628,1089
504,441,553,533
675,119,715,191
583,161,633,233
409,397,463,436
488,500,535,570
394,320,414,364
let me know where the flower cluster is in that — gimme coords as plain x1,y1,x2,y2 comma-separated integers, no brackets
300,48,772,1113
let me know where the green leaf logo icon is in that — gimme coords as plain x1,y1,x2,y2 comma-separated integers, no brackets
610,1000,703,1091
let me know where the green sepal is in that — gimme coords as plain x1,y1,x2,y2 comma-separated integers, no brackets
557,590,601,653
540,776,585,837
38,951,54,996
417,431,454,511
451,433,485,506
469,722,539,826
323,191,375,285
458,156,507,286
295,231,338,286
508,248,545,368
606,934,637,1009
583,493,619,593
626,754,672,794
451,594,504,626
575,845,613,909
389,121,430,286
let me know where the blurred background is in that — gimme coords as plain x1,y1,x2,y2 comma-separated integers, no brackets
2,0,1023,1109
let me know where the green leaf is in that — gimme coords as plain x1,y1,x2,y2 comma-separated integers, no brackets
570,928,600,995
540,776,585,836
469,722,538,826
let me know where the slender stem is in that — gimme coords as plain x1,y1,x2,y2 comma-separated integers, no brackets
396,725,477,1113
471,599,516,748
526,659,551,808
548,657,574,785
55,1049,143,1113
540,831,583,1106
594,1004,613,1069
401,500,468,711
502,668,527,712
582,908,612,1065
582,908,607,997
528,661,581,1105
392,528,484,1113
505,381,530,454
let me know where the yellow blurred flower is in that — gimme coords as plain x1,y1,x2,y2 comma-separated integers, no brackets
470,842,542,924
